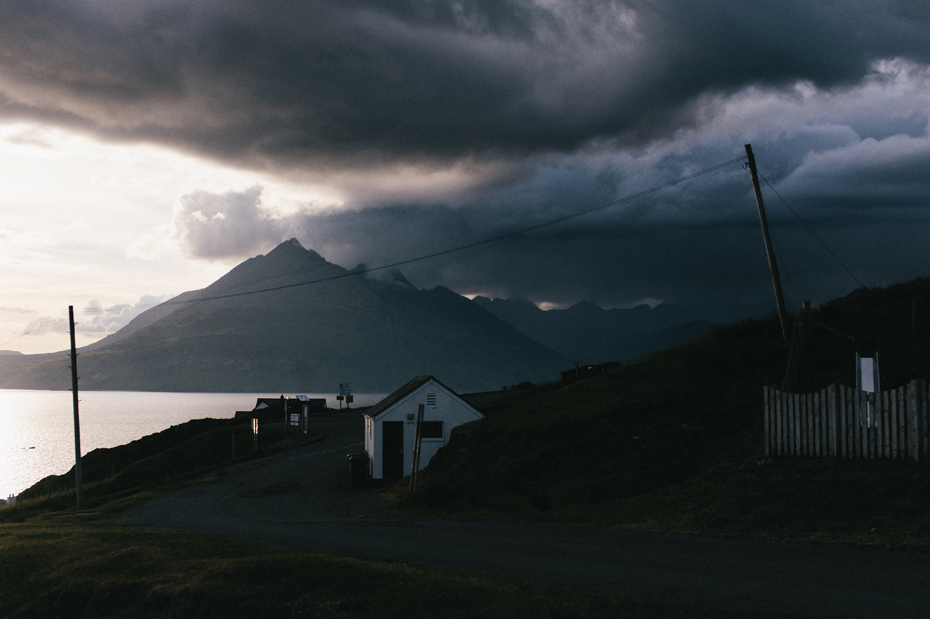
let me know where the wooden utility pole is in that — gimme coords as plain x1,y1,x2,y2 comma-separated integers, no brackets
782,301,810,391
745,144,789,340
409,404,425,496
68,306,84,510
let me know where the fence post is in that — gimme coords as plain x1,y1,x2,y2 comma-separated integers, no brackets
917,379,930,456
763,387,771,457
814,389,830,458
854,389,863,458
824,388,830,457
777,388,785,456
827,385,836,457
827,383,846,458
809,392,817,457
794,392,802,456
811,391,827,458
892,386,907,459
847,386,854,458
800,392,808,456
890,387,898,459
801,393,816,457
881,390,889,459
923,380,929,459
907,380,920,461
833,383,852,458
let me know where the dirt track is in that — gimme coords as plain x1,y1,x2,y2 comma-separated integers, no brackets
124,411,930,618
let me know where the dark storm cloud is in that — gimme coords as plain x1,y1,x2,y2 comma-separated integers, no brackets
0,0,928,171
2,0,928,321
286,141,927,313
175,79,930,315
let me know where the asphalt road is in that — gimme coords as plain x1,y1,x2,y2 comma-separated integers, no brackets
124,411,930,618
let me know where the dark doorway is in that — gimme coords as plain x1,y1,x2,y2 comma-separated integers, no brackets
382,421,404,479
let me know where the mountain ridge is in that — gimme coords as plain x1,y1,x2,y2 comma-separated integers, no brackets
0,240,567,393
472,296,719,363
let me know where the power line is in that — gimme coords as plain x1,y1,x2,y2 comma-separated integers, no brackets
758,172,866,289
2,154,749,346
162,155,749,305
0,318,59,349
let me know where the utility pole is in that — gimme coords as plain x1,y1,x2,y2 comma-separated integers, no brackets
409,404,425,496
68,306,84,510
745,144,789,340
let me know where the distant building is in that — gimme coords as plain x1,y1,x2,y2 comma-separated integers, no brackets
364,376,484,480
234,395,327,428
560,361,623,385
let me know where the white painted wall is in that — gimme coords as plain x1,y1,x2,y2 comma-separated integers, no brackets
364,379,483,479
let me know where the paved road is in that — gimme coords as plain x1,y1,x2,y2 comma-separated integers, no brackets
124,411,930,618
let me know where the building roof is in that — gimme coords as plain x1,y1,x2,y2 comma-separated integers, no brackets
365,375,478,420
365,375,433,419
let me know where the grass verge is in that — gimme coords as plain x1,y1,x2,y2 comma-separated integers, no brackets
1,416,730,618
6,418,319,520
0,516,730,619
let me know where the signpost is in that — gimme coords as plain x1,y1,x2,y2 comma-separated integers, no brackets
339,383,352,408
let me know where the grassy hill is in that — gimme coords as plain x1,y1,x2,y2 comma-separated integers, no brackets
4,279,930,617
1,417,725,619
407,279,930,548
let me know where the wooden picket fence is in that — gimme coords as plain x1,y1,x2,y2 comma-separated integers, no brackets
763,380,930,461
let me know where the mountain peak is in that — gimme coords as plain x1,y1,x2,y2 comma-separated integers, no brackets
200,239,344,297
266,238,323,261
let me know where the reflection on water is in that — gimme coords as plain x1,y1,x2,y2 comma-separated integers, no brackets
0,390,382,497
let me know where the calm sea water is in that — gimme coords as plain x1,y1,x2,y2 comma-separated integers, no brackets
0,390,383,498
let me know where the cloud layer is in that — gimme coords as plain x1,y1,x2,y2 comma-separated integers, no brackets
1,1,929,325
1,1,928,174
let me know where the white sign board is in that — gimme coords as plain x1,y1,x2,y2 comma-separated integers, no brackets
856,353,880,393
860,358,874,392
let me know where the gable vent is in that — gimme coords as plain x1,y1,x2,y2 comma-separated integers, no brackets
426,393,437,407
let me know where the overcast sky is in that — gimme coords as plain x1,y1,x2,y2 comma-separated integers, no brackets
1,0,928,353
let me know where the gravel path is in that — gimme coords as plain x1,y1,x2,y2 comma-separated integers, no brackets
124,411,930,618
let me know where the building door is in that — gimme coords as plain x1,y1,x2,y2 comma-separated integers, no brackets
382,421,404,479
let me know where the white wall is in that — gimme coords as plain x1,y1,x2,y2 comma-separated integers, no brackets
365,379,483,479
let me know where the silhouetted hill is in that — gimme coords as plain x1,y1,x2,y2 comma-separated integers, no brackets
0,240,567,393
472,296,723,363
415,277,930,543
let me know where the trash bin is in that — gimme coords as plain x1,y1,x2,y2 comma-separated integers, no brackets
347,452,369,487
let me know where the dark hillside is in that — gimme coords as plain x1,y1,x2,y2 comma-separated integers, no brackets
473,296,760,364
412,279,930,546
418,326,786,516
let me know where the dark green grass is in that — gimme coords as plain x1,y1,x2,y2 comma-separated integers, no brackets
397,279,930,548
0,517,729,619
6,418,317,520
0,416,730,619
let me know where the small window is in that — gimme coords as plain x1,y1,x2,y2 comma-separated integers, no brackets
421,421,443,439
426,393,437,407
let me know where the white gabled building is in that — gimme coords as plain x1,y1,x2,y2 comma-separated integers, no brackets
364,376,484,480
